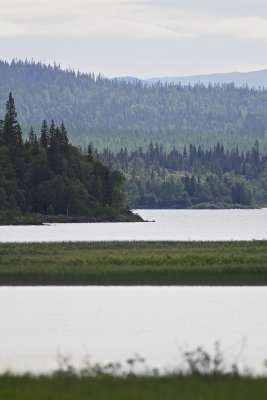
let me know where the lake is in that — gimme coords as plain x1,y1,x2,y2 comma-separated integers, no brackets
0,286,266,374
1,209,267,242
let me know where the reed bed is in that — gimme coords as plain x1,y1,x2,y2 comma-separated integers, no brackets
0,241,267,285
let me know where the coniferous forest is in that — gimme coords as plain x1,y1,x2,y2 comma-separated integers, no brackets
2,60,267,151
0,93,139,223
2,61,267,211
95,142,267,208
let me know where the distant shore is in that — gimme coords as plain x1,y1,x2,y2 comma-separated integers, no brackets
1,241,267,286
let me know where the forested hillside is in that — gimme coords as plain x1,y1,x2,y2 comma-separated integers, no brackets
0,93,138,223
2,60,267,151
95,142,267,208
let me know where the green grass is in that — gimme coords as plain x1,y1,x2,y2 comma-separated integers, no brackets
1,374,267,400
0,241,267,285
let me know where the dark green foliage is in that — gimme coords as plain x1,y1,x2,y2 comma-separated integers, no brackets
40,120,49,149
1,241,267,285
95,142,267,208
2,60,267,151
3,93,23,147
0,94,133,221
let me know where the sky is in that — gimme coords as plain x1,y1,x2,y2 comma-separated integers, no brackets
0,0,267,78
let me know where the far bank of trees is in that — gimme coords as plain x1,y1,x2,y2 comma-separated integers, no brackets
95,142,267,208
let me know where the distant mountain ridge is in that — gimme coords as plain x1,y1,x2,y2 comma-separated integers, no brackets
114,69,267,88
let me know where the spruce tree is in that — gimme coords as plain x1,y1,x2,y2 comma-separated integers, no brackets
3,93,23,147
86,144,94,162
49,119,56,139
0,120,4,145
59,122,69,155
28,127,36,145
40,120,50,149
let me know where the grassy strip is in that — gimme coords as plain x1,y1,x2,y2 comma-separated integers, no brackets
0,241,267,285
1,375,267,400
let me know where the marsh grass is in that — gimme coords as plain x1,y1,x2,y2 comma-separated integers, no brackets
0,241,267,285
1,374,267,400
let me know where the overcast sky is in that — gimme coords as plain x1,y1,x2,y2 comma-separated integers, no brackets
1,0,267,78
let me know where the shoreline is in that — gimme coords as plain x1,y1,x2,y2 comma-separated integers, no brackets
0,211,144,226
1,205,265,226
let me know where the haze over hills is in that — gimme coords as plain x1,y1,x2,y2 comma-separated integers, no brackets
115,69,267,88
1,60,267,151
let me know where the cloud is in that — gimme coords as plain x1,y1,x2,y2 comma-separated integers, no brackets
0,0,267,40
0,0,183,38
164,17,267,40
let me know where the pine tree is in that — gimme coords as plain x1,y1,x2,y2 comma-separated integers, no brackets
49,119,56,139
59,122,69,155
28,127,36,145
86,143,94,162
0,119,4,145
40,120,50,149
3,93,23,147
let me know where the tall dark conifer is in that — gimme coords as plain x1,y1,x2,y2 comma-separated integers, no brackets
86,144,94,162
3,93,23,147
59,122,69,156
28,127,36,145
40,120,50,149
49,119,56,139
0,119,4,145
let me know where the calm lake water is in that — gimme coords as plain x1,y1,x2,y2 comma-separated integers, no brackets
1,209,267,242
0,287,266,374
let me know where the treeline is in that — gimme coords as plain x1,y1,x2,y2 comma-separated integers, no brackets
0,94,135,222
96,142,266,178
2,60,267,150
95,143,267,208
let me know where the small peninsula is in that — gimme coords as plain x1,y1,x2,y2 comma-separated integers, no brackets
0,94,142,224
